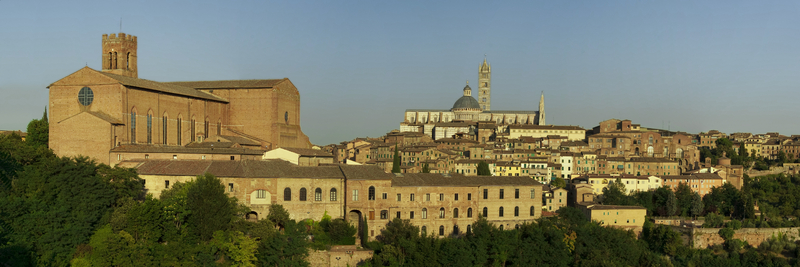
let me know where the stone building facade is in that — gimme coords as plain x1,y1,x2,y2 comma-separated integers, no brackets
126,160,543,242
48,33,310,165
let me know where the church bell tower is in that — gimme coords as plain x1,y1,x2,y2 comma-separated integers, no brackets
478,58,491,111
102,33,138,78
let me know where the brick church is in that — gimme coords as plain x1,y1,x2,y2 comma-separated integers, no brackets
48,33,310,165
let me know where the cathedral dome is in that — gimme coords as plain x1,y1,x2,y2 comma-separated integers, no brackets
452,95,481,110
452,82,482,110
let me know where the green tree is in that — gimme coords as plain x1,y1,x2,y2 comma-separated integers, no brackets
209,230,258,267
477,161,491,176
666,190,677,216
691,192,704,218
675,183,694,216
550,176,566,189
186,173,237,241
258,220,310,267
0,156,117,266
602,178,633,205
267,203,290,228
392,144,401,173
25,108,49,148
421,163,430,173
377,218,419,246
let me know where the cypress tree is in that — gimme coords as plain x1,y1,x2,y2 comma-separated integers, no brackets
392,144,401,173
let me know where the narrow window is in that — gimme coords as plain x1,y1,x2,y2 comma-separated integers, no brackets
204,120,209,139
514,206,519,217
397,194,401,201
352,189,358,201
439,225,445,236
162,115,168,144
426,193,430,201
256,189,266,199
499,207,504,217
468,193,472,200
467,208,473,218
530,206,535,216
515,189,519,199
130,111,136,143
455,193,459,201
147,114,152,144
284,188,291,201
165,180,170,189
113,52,117,69
396,211,401,219
191,118,196,142
410,194,415,201
530,189,535,199
108,52,113,69
422,226,427,235
499,189,504,199
315,188,322,201
176,118,182,145
422,208,428,219
410,211,415,219
299,188,307,201
330,188,337,201
453,208,459,218
228,183,234,192
126,52,130,70
483,207,488,217
439,194,444,201
483,189,488,199
368,186,375,200
439,208,445,218
217,122,221,135
380,210,388,219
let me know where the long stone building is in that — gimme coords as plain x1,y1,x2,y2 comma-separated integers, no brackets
48,33,310,165
123,159,543,241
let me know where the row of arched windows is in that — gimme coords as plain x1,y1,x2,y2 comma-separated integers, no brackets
108,52,132,70
129,108,221,145
420,225,470,237
283,187,338,202
416,207,473,219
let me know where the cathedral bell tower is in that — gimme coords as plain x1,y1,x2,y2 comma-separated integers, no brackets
101,33,138,78
478,58,491,111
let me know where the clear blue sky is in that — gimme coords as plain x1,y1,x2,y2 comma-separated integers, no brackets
2,1,799,145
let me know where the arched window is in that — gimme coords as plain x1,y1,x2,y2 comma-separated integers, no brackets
113,52,118,69
368,186,375,200
283,188,291,201
467,208,473,218
439,208,445,218
514,206,519,217
315,188,322,201
482,207,488,217
126,52,130,70
439,225,445,236
648,136,654,145
530,206,535,216
453,225,459,235
130,109,137,143
146,113,152,144
299,188,307,201
421,226,427,235
676,148,684,159
162,113,168,145
204,118,209,139
176,116,182,146
647,146,654,157
330,188,337,201
499,225,504,230
499,207,504,217
467,225,471,233
453,208,459,218
422,208,428,219
108,52,113,69
190,116,196,142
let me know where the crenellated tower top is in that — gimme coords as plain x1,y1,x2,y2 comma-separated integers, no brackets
101,33,138,78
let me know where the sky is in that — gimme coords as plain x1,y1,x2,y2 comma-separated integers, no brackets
1,1,799,145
